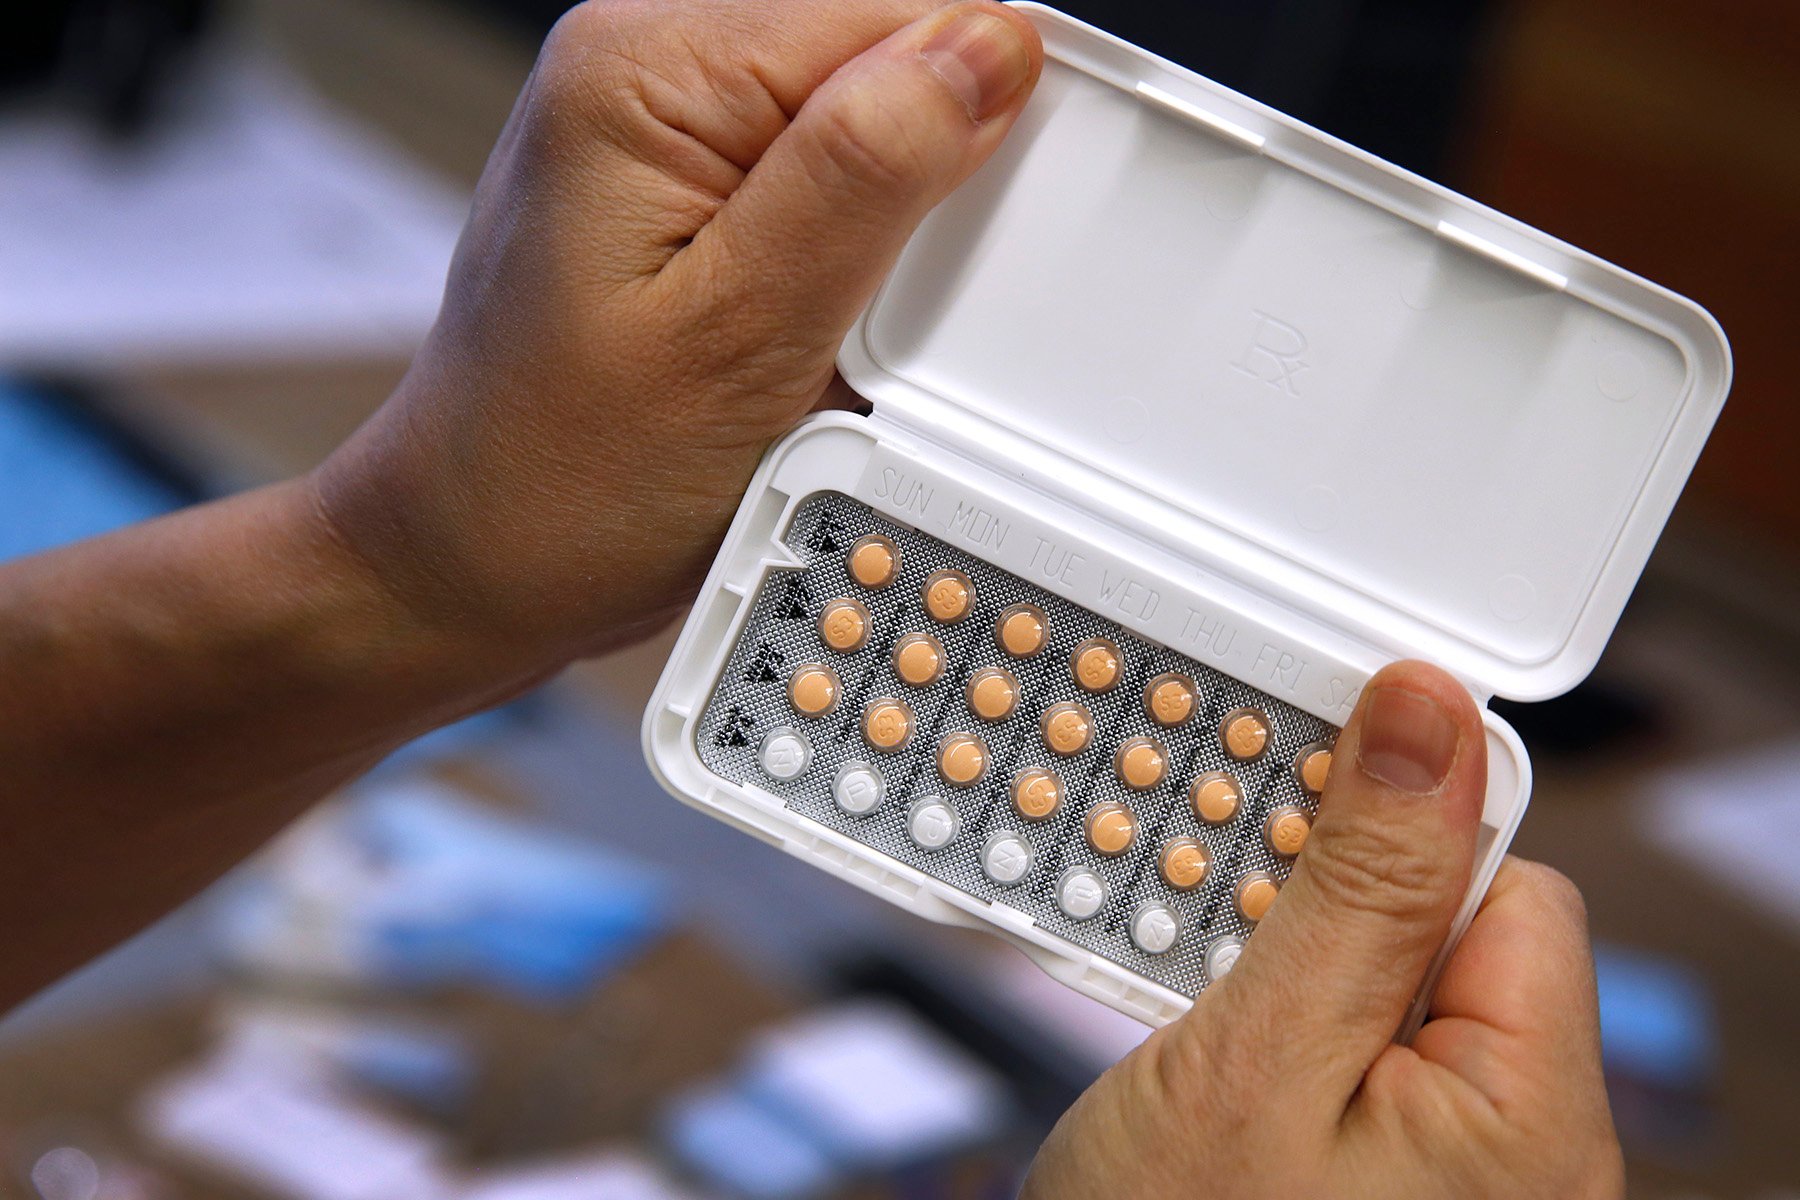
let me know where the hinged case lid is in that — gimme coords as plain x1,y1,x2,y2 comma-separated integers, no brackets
838,3,1730,702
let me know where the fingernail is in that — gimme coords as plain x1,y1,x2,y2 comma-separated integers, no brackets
1355,686,1460,794
921,11,1032,121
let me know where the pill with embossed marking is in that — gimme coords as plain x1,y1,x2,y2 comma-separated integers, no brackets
862,697,914,752
818,597,870,653
923,570,974,623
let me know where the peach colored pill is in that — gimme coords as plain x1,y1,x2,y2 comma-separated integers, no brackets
923,570,974,623
997,604,1047,657
786,664,840,717
966,666,1019,722
1296,743,1333,794
1220,707,1271,760
937,732,989,787
1115,737,1168,791
848,534,898,589
862,697,913,752
818,598,870,653
1041,701,1094,756
1264,805,1312,857
1085,802,1138,857
892,632,945,687
1145,673,1197,726
1189,771,1242,825
1235,872,1280,922
1159,837,1211,891
1011,768,1063,821
1071,638,1122,692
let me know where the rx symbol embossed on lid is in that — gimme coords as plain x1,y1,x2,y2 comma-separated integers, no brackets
1233,310,1309,397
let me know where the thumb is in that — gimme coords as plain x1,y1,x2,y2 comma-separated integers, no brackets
1202,660,1487,1111
662,1,1041,404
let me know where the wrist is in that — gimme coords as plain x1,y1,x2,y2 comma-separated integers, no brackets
285,468,565,716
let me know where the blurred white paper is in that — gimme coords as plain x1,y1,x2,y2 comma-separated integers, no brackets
459,1151,701,1200
1648,741,1800,935
140,1049,451,1200
742,1001,1008,1168
0,52,468,367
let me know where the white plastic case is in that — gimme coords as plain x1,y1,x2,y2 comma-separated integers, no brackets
642,5,1731,1028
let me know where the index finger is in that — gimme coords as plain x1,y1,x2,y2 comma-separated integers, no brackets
1409,857,1607,1109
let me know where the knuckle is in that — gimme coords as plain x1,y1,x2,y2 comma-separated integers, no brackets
528,2,658,140
1304,816,1458,921
1513,858,1590,927
804,89,934,198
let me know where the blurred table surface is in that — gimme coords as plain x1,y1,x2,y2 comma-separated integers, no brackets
0,927,795,1196
34,0,1800,1196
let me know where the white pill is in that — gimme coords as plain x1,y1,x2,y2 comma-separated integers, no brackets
981,831,1032,885
1130,901,1180,955
758,728,811,780
833,762,884,815
907,796,960,850
1205,936,1244,981
1056,866,1107,920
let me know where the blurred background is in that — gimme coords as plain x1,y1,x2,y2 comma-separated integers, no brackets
1,0,1795,1196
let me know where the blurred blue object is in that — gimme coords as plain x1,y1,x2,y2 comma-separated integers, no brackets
663,1083,840,1200
0,378,189,560
1594,941,1717,1090
215,779,672,1001
354,783,671,997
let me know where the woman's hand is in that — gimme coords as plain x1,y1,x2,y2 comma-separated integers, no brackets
1024,660,1624,1200
312,0,1043,671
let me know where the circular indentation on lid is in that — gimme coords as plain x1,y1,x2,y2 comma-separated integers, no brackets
1235,871,1280,922
1220,707,1271,760
818,597,870,652
786,663,840,717
862,697,914,752
981,830,1033,885
758,728,811,780
1190,771,1243,824
1295,484,1341,533
1084,801,1138,857
892,631,945,686
1145,672,1197,726
1489,573,1537,623
1071,637,1123,693
997,604,1048,657
1056,866,1107,920
1041,701,1094,756
967,666,1019,722
1264,805,1312,857
1101,395,1149,444
833,762,884,815
1205,936,1244,981
936,731,989,787
907,796,959,850
847,534,899,588
1596,351,1645,402
1130,901,1180,954
1115,736,1169,791
923,569,974,623
1295,742,1333,794
1399,260,1440,311
1202,161,1257,222
1159,837,1211,891
1010,767,1064,821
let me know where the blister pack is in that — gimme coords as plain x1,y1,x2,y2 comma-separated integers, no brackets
698,492,1335,996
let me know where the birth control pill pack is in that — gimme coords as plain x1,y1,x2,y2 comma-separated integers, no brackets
644,5,1730,1027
